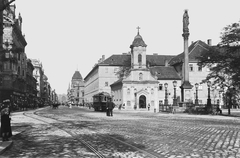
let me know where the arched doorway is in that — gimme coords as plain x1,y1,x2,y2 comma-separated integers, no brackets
139,95,146,108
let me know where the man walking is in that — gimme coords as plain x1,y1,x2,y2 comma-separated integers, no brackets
107,98,114,116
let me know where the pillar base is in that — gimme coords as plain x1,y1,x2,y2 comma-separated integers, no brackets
180,81,192,89
180,81,193,102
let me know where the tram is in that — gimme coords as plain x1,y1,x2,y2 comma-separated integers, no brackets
92,92,112,111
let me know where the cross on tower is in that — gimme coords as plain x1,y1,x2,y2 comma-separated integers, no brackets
137,26,140,34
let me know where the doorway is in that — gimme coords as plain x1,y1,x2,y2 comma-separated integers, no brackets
139,95,146,108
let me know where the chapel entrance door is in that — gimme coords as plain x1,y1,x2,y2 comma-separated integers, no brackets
139,95,146,108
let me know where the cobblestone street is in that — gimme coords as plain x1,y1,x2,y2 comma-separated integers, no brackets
2,106,240,158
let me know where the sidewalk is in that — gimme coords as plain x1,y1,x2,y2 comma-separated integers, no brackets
0,111,30,155
0,125,27,154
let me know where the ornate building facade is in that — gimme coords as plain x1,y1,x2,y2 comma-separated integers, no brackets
0,2,38,106
67,71,84,105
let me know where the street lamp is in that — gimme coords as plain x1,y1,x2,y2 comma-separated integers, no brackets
164,83,168,111
172,81,177,114
207,81,211,112
173,81,177,106
195,83,199,106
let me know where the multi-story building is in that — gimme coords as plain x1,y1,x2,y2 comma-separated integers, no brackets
68,71,84,105
31,59,43,98
26,59,37,107
0,3,32,104
42,74,51,106
84,30,222,111
169,40,222,105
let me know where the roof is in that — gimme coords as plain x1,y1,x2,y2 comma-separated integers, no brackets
149,66,181,80
100,54,175,66
100,54,130,66
169,40,211,65
93,92,111,97
110,78,123,87
130,32,147,48
110,65,180,87
72,71,82,80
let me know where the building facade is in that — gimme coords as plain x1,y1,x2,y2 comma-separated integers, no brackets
31,59,43,98
0,3,34,106
169,40,222,106
84,30,222,111
68,71,84,105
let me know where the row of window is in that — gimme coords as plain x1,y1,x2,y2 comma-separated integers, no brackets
1,62,25,76
189,64,210,72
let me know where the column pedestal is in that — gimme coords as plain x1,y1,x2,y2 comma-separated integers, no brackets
180,81,192,102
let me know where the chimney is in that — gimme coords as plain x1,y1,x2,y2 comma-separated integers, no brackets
207,39,212,46
153,53,158,55
164,59,168,67
102,55,105,61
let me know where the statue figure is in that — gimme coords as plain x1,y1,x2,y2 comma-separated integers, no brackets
183,10,189,33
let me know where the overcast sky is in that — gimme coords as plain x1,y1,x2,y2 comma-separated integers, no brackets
14,0,240,94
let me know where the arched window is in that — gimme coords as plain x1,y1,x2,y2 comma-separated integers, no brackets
139,73,143,80
127,88,130,95
138,54,142,63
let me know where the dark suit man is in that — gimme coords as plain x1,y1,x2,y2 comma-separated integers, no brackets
107,98,114,116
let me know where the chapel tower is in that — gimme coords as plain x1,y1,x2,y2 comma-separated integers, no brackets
130,27,147,69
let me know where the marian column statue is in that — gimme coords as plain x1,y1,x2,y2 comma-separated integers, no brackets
181,9,192,102
183,10,189,33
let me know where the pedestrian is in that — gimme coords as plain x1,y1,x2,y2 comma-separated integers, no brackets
216,104,222,114
0,99,12,141
148,103,150,111
107,98,114,116
118,104,122,110
106,100,110,116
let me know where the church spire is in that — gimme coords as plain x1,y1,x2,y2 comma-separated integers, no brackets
130,26,147,49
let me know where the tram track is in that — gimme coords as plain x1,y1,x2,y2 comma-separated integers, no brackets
23,110,105,158
23,109,160,158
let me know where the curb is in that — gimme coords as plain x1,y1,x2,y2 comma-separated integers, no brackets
0,140,13,155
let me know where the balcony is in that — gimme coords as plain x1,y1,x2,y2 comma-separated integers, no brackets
2,53,18,63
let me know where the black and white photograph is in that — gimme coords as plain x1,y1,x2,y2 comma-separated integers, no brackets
0,0,240,157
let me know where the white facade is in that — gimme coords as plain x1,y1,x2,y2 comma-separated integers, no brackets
84,64,119,103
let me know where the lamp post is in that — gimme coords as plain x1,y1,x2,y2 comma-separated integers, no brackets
195,83,199,106
172,81,177,114
207,81,211,113
164,83,168,111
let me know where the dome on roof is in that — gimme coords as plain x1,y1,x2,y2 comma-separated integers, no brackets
130,31,147,48
72,71,82,80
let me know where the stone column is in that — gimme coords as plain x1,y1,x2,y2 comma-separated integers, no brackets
180,10,192,102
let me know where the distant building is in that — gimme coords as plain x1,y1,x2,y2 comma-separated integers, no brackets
68,71,84,105
31,59,44,98
58,93,67,104
26,59,37,106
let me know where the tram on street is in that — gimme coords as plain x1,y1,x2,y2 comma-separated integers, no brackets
92,92,112,111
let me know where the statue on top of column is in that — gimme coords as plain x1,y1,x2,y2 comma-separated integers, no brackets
183,9,189,33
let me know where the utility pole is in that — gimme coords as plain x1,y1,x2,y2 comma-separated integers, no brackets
0,0,15,49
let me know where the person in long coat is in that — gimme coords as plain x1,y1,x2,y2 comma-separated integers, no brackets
107,98,114,117
1,99,12,141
